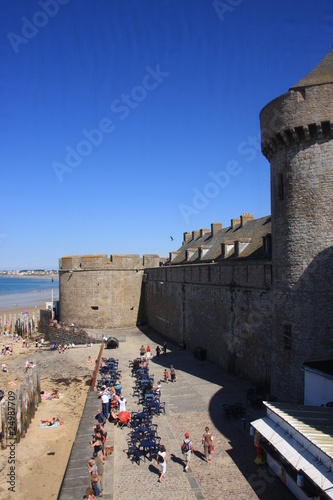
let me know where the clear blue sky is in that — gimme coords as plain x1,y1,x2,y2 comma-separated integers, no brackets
1,0,332,269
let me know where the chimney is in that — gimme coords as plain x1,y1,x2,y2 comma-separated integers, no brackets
231,218,240,229
211,222,222,237
183,232,191,245
240,213,254,227
200,228,210,238
192,230,200,240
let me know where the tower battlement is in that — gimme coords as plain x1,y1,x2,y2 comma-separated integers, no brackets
59,253,160,271
260,87,333,160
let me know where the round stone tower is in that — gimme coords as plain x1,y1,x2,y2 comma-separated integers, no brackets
260,49,333,402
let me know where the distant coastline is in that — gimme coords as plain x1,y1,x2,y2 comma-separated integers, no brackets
0,274,59,280
0,272,58,280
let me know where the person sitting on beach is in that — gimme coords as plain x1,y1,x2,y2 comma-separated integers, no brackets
87,356,93,365
2,363,7,372
46,390,60,400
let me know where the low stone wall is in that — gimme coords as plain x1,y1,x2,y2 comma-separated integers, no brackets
1,367,41,448
45,325,102,346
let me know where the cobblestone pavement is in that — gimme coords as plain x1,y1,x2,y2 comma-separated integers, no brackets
96,326,295,500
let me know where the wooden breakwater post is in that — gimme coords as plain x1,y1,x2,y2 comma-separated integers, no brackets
1,367,41,449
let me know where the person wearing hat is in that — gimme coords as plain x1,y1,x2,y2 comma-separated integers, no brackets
181,432,194,472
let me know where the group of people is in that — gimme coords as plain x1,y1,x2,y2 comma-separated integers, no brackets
88,420,106,497
57,343,75,353
35,338,44,349
180,427,214,472
86,357,128,496
1,344,13,355
163,364,177,383
139,341,168,360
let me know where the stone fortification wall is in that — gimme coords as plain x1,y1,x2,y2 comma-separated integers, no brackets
59,254,159,329
260,79,333,402
145,261,273,390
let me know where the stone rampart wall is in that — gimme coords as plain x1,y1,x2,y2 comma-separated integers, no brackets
145,261,273,391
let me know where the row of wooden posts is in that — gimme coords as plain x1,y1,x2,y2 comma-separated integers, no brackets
1,367,41,449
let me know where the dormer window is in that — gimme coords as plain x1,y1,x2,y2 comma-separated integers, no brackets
222,241,234,258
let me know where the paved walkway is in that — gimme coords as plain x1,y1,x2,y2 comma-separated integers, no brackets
59,325,295,499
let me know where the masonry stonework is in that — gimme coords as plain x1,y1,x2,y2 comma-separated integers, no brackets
59,254,159,328
260,50,333,402
58,49,333,403
145,262,273,390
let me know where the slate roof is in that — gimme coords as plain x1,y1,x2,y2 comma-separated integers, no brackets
290,48,333,89
168,215,271,265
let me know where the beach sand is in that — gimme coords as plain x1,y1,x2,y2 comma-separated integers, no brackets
0,318,102,500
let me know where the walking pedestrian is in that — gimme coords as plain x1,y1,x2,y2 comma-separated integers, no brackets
164,368,169,384
140,344,146,356
156,345,161,358
181,432,194,472
163,341,167,355
157,444,167,482
170,364,176,382
202,426,214,462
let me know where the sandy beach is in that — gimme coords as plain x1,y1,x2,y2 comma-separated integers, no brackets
0,317,101,500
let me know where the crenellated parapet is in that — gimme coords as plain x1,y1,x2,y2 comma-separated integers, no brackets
260,86,333,161
59,253,160,271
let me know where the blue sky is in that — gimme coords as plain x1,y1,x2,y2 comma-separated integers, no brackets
1,0,332,269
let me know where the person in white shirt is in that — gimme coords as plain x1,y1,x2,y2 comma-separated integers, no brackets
118,396,127,412
157,444,167,482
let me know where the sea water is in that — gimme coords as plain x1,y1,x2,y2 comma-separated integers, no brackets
0,276,59,311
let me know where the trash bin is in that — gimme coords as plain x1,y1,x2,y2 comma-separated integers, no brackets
194,347,207,361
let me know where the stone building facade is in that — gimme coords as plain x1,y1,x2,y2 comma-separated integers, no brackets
59,49,333,403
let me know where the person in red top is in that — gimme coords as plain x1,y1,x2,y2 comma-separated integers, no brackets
146,345,151,359
164,369,169,384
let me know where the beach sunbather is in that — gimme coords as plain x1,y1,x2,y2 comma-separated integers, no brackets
40,416,60,426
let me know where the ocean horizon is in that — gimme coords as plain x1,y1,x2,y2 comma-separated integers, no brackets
0,276,59,312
